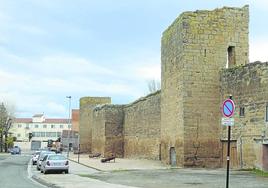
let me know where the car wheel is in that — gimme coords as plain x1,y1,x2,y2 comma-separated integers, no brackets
40,170,43,173
43,170,47,174
37,166,40,171
65,170,69,174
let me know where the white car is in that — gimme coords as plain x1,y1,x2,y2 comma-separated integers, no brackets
40,154,69,174
36,151,55,170
32,151,41,165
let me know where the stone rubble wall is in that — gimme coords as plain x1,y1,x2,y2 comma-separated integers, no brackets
92,105,124,158
79,97,111,153
220,62,268,169
161,5,249,167
123,91,161,160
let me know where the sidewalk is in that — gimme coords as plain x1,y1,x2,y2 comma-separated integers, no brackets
29,159,138,188
68,153,167,171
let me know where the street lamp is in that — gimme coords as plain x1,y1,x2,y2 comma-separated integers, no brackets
66,96,71,158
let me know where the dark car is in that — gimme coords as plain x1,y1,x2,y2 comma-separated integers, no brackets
10,146,21,155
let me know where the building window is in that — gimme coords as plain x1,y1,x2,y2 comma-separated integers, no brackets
60,125,63,129
46,132,57,137
51,125,55,128
239,107,245,117
41,132,46,137
35,124,39,128
18,124,22,128
26,124,29,129
43,124,47,128
266,105,268,122
17,133,21,137
68,124,71,129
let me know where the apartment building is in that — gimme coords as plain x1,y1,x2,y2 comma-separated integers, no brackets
10,114,71,142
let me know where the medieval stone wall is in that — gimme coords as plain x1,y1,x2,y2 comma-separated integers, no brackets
161,5,249,167
79,97,111,153
220,62,268,169
92,105,124,157
124,91,161,160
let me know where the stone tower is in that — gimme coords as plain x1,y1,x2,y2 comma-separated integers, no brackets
79,97,111,153
161,6,249,167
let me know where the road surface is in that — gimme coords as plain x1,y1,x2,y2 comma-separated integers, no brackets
0,154,44,188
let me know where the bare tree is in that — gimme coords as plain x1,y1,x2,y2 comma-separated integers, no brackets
0,103,15,152
0,103,8,152
147,80,161,93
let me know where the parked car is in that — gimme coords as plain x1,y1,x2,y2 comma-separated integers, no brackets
40,154,69,174
31,151,41,165
10,146,21,155
36,151,55,170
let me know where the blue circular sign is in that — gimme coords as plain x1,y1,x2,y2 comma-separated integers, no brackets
222,99,235,117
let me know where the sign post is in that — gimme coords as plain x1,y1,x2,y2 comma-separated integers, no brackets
222,96,235,188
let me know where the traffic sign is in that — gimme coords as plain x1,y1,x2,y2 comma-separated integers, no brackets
222,99,235,117
222,118,234,126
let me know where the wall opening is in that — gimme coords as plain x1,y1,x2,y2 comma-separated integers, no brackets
265,104,268,122
226,46,236,68
222,141,238,168
239,107,245,117
170,147,176,167
159,144,161,160
262,144,268,171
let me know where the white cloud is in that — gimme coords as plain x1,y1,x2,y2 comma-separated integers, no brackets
244,0,268,9
0,49,152,117
46,102,66,118
249,37,268,62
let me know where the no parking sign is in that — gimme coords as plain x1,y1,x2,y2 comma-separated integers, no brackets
222,99,235,118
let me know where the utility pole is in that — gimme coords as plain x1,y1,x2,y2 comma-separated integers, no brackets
66,96,72,158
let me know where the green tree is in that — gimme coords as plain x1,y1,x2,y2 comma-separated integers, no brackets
6,136,14,148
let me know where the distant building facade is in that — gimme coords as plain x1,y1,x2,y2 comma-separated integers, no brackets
71,109,79,132
10,114,71,142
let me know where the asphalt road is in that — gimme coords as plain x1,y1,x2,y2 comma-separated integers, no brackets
0,154,44,188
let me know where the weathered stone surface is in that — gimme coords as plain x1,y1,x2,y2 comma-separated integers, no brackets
161,5,249,167
124,91,161,160
79,97,111,153
92,105,124,158
220,62,268,170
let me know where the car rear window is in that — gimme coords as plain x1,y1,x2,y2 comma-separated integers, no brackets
40,152,55,159
48,155,66,160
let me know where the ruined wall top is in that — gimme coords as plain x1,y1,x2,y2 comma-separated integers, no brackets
79,97,111,108
163,5,249,37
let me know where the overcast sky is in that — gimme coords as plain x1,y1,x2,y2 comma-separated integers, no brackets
0,0,267,118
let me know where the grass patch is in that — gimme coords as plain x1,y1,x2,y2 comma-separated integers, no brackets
251,168,268,177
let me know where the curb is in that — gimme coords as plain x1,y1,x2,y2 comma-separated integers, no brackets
68,158,103,172
32,175,61,188
27,159,61,188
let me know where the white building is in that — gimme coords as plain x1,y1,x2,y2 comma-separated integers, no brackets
10,114,71,142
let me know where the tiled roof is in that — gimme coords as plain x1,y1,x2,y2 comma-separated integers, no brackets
14,118,70,124
14,118,32,123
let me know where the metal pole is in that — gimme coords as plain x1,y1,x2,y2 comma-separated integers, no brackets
78,134,80,163
78,144,80,163
66,96,71,158
226,95,232,188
